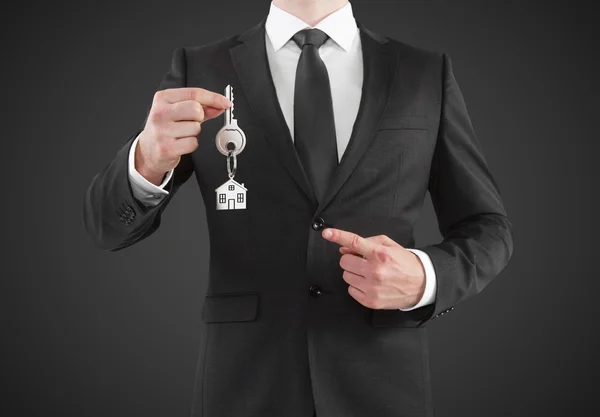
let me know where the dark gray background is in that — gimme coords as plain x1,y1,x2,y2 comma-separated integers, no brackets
3,0,598,416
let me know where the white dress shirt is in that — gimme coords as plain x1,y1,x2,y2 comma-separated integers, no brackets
127,1,436,311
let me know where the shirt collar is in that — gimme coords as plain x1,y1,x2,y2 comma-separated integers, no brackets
265,1,358,52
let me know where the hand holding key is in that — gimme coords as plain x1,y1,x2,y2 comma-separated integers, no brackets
135,87,232,185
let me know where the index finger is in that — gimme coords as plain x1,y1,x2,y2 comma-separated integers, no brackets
159,87,232,108
322,228,376,259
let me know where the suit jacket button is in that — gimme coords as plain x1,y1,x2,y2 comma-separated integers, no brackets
309,285,323,297
311,217,325,231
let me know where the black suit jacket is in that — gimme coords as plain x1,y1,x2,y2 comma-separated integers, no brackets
83,18,513,417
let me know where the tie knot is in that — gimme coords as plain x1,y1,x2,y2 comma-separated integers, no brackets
292,28,329,49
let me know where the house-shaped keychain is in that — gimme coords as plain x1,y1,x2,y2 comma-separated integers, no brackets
215,178,248,210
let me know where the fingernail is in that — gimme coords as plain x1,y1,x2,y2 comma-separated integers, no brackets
323,229,332,238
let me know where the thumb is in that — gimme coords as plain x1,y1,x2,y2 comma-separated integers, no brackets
203,106,227,121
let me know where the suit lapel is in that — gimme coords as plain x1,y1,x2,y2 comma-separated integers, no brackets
230,18,318,206
315,22,397,216
229,19,397,214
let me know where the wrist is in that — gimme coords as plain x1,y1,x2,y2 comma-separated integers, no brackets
134,144,167,186
408,252,426,306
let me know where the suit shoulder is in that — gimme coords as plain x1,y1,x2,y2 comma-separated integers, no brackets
384,36,444,65
179,34,239,59
178,22,259,59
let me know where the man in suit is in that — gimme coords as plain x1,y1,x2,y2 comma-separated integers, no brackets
83,0,514,416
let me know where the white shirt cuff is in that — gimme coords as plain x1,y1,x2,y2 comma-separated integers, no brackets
128,133,174,206
400,249,437,311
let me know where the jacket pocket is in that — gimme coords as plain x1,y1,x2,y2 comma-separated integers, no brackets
201,292,260,323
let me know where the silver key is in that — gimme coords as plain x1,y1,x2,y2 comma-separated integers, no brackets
215,85,247,156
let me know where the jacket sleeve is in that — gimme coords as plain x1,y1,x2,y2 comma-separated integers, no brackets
410,53,514,326
82,47,195,251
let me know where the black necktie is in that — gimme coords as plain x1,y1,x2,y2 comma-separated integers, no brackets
292,28,339,204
